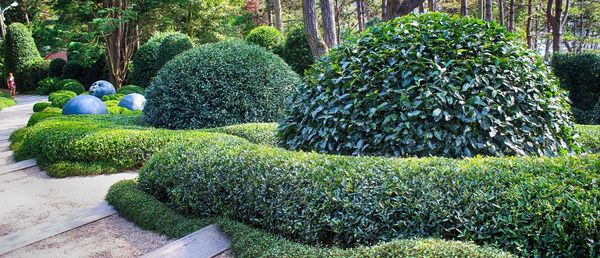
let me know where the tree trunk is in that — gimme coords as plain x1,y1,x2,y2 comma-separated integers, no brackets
546,0,571,53
273,0,283,33
102,0,137,88
419,3,424,13
357,0,365,31
266,0,272,26
479,0,484,19
508,0,515,31
499,0,505,25
382,0,426,20
460,0,467,16
303,0,329,57
320,0,338,48
382,0,387,17
428,0,434,11
335,0,341,43
485,0,492,21
526,0,533,47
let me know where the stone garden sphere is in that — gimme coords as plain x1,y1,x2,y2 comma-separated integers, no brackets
278,13,575,158
118,93,146,111
62,95,109,115
89,80,116,99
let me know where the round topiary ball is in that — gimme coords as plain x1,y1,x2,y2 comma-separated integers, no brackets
62,95,108,115
143,40,300,129
276,26,314,74
245,26,283,51
278,13,574,158
89,80,116,99
155,32,193,71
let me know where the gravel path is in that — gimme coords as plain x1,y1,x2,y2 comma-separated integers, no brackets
0,95,174,257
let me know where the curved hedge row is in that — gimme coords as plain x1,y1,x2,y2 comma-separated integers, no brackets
107,180,515,258
139,136,599,257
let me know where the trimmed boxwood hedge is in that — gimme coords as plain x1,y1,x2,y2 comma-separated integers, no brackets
33,102,52,112
107,179,515,258
155,32,193,71
4,23,43,92
48,90,77,108
279,13,574,158
138,136,599,257
143,40,299,129
245,26,284,51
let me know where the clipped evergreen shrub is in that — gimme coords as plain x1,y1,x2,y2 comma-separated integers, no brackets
155,33,193,71
36,77,62,95
22,59,50,91
245,26,284,51
4,23,43,92
139,139,600,257
551,52,600,124
279,13,575,158
143,40,299,129
117,85,145,95
276,26,314,74
49,58,67,77
33,102,52,112
49,90,77,108
61,62,83,81
61,80,85,94
129,32,177,87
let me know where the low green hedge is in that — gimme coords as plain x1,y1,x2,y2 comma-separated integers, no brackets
33,102,51,112
48,90,77,108
107,180,515,258
205,123,278,146
139,135,599,257
0,93,16,110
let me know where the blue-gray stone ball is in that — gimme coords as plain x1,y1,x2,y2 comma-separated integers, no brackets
118,93,146,111
89,80,116,98
62,95,109,115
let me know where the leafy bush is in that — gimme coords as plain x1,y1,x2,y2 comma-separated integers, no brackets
61,62,83,81
101,94,125,101
4,23,41,92
33,102,52,112
22,59,50,91
61,80,85,94
26,111,61,127
117,85,145,95
107,180,515,258
107,106,142,115
275,26,314,74
139,138,600,257
128,32,177,87
49,58,66,77
279,13,574,158
0,93,16,111
551,52,600,124
143,40,299,129
49,90,77,108
245,26,284,51
155,33,193,71
36,77,62,95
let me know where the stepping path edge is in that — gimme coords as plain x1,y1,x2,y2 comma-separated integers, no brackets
142,224,231,258
0,202,117,255
0,159,37,175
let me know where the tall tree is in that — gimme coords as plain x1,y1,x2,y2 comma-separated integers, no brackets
460,0,467,16
382,0,426,20
526,0,533,47
499,0,505,25
303,0,328,56
428,0,434,11
546,0,571,53
320,0,338,48
485,0,493,21
95,0,138,88
273,0,283,32
508,0,515,31
357,0,365,31
479,0,484,19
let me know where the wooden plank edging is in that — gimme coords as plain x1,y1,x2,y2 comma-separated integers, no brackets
0,159,36,175
142,224,231,258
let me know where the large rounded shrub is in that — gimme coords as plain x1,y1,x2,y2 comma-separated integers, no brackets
155,33,193,71
143,40,300,129
276,26,314,74
4,23,43,91
49,58,66,77
279,14,574,158
245,26,284,51
129,32,178,87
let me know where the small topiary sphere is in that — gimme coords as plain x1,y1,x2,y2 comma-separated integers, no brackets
62,80,85,94
143,40,300,129
276,26,314,74
155,33,193,71
245,26,284,51
89,80,116,99
129,32,178,87
62,95,108,115
279,13,575,158
49,90,77,108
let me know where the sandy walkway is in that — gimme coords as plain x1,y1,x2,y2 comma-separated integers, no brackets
0,95,175,257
